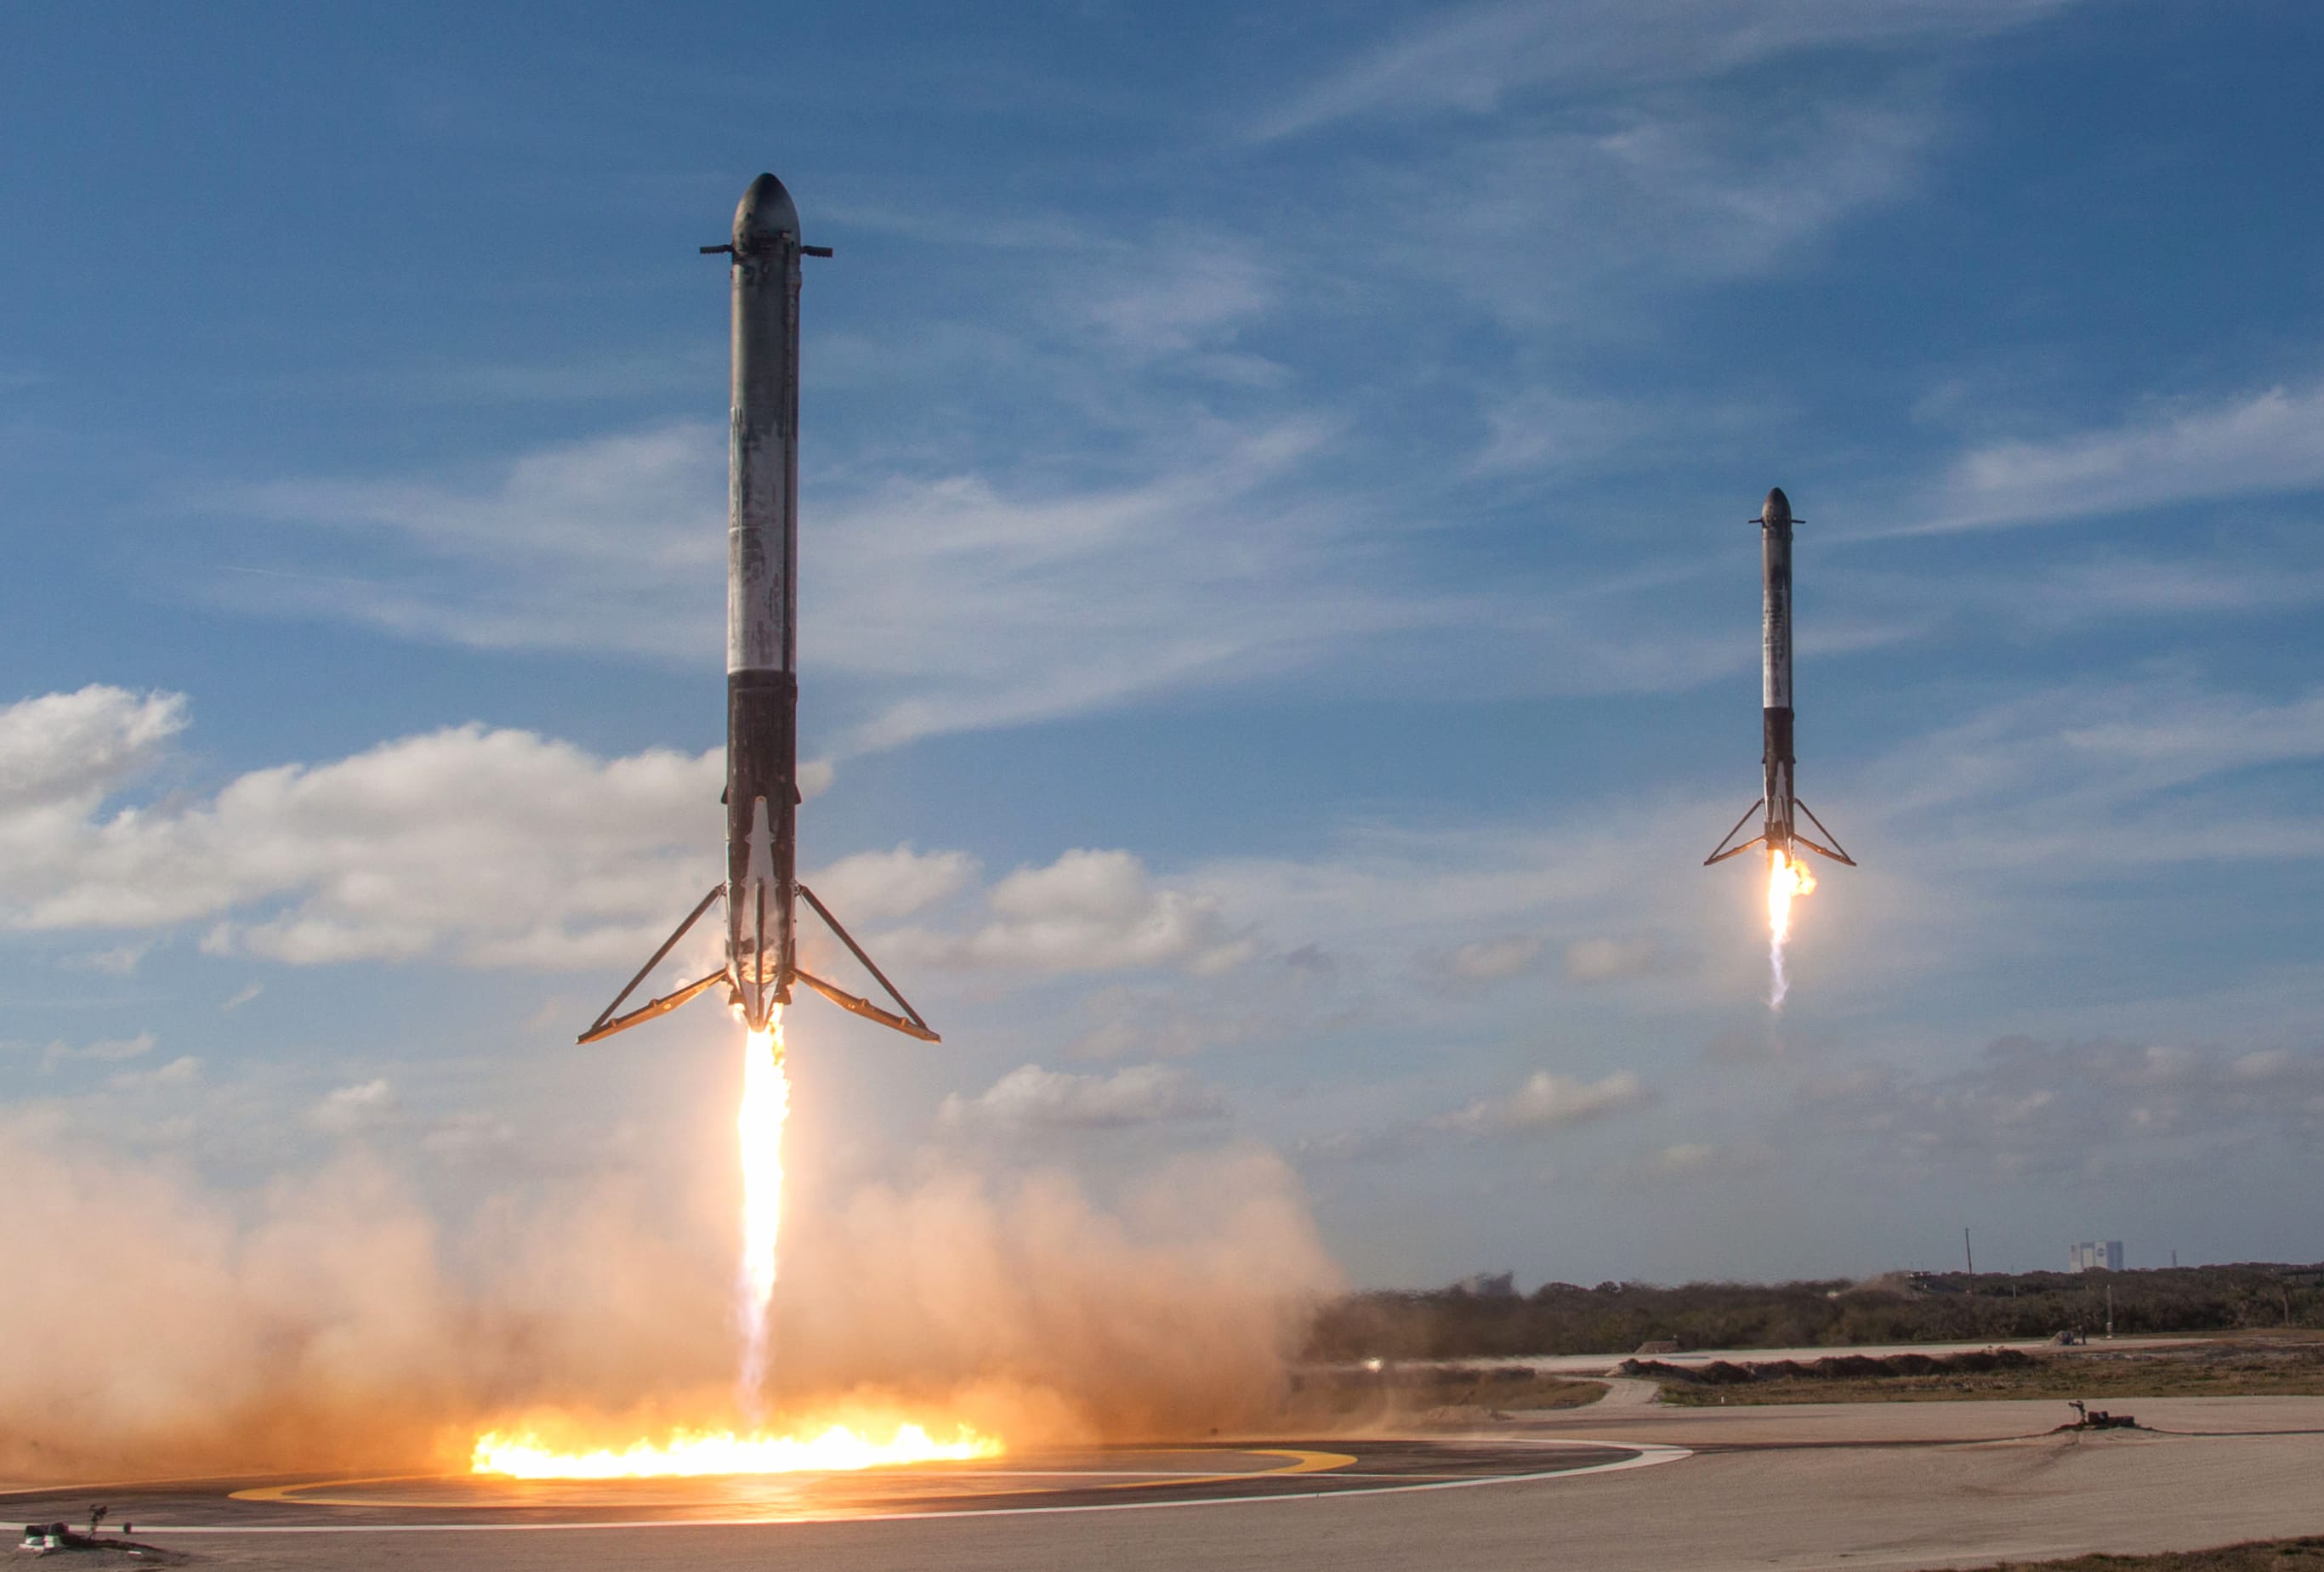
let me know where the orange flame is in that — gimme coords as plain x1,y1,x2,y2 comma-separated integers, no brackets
469,1008,1007,1478
1767,848,1815,1008
471,1421,1001,1479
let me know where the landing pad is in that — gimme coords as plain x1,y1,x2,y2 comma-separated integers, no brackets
3,1438,1680,1535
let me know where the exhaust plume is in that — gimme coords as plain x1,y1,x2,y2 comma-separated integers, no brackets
0,1119,1335,1481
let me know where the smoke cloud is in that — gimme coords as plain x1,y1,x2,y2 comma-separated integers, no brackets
0,1121,1336,1482
770,1150,1332,1442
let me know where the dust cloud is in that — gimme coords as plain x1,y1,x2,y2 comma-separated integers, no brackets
0,1123,1337,1481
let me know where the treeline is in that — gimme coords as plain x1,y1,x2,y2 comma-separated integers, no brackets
1304,1264,2324,1361
1622,1347,2043,1386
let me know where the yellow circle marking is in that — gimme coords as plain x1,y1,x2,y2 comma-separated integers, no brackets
230,1449,1357,1512
233,1474,443,1505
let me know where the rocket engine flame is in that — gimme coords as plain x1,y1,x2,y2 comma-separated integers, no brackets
712,1009,1014,1475
471,1422,1000,1479
1766,848,1816,1009
736,1015,787,1417
465,1007,1009,1480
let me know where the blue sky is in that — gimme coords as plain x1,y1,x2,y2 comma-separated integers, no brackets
7,0,2324,1289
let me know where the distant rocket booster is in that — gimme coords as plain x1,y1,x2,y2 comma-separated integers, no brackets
579,175,937,1047
1705,488,1856,871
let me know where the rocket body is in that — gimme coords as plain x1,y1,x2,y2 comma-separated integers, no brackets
573,174,937,1048
724,174,804,1030
1702,485,1853,872
1760,487,1796,860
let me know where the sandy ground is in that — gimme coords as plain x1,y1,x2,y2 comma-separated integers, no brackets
38,1392,2315,1571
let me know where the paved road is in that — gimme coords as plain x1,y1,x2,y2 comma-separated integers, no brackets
8,1395,2318,1570
1580,1376,1662,1408
0,1439,1666,1546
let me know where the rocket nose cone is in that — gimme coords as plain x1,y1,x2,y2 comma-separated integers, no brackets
1762,487,1793,527
733,173,801,250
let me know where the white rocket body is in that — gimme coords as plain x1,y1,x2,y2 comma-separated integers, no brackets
1703,487,1854,873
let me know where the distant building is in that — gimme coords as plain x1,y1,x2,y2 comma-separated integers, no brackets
1452,1271,1517,1298
2069,1240,2124,1273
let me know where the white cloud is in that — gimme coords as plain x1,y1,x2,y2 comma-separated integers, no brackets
1190,809,1713,985
1299,1066,1656,1164
1859,673,2324,869
801,423,1439,754
1066,241,1276,361
2232,1049,2293,1081
1565,934,1673,983
937,1062,1229,1133
890,849,1249,976
1445,934,1543,981
19,661,2310,1070
1831,548,2324,655
1063,950,1347,1062
1431,1070,1651,1136
1406,96,1940,327
2058,690,2324,779
109,1055,199,1091
220,423,724,661
1909,377,2324,535
0,685,185,814
190,362,1894,757
420,1109,517,1157
1805,1038,2324,1178
0,686,721,971
220,982,264,1013
1609,1138,1772,1185
1464,387,1695,480
1251,0,2067,139
0,689,1296,996
211,419,1466,757
0,690,1263,990
37,1031,156,1070
1014,666,2324,1034
804,844,975,922
65,943,153,975
2014,553,2324,621
309,1079,397,1135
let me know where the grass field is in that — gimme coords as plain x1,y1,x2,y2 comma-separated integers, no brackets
1650,1338,2324,1406
1284,1365,1607,1423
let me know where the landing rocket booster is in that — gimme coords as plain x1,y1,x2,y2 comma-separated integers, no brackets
1704,488,1856,871
580,175,938,1047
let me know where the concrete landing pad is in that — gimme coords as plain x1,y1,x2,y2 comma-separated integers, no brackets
1,1436,1672,1536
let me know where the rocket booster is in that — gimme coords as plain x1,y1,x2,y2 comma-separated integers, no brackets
724,173,807,1032
1760,486,1798,860
1705,488,1855,871
579,175,937,1047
